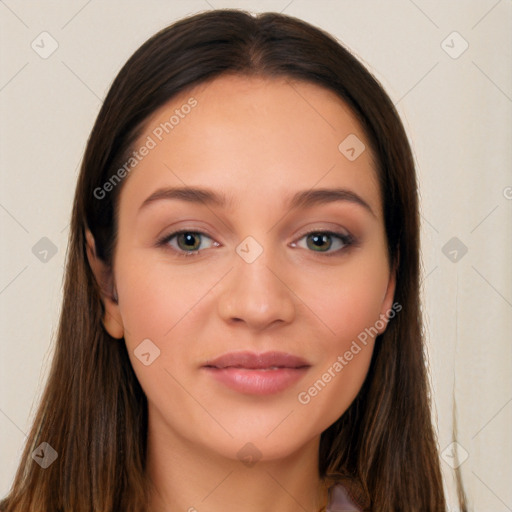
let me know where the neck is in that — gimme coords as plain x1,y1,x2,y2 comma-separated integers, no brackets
146,414,326,512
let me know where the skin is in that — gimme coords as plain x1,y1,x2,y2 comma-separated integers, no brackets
87,75,396,512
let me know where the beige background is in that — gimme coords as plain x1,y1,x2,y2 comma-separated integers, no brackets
1,1,511,510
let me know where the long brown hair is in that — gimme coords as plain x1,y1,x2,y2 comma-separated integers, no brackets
2,9,459,511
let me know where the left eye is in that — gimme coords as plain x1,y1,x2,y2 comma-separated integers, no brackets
293,231,353,253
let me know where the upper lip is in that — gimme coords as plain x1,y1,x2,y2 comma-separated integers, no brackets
203,351,310,370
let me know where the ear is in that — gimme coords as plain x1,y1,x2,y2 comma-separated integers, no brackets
377,253,399,334
85,228,124,339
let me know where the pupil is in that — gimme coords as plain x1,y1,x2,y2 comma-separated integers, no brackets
308,233,331,251
180,233,199,250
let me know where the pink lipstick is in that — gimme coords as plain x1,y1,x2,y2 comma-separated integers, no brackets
202,351,310,395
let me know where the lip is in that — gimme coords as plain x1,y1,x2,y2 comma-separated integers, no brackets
201,351,311,395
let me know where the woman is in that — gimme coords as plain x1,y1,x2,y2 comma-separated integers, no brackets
1,9,462,511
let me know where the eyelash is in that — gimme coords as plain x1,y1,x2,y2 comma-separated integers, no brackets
156,229,355,258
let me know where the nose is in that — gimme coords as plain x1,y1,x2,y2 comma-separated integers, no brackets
216,246,296,331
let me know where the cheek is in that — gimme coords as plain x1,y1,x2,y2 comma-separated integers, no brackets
115,254,219,342
302,254,391,348
292,254,390,421
295,295,381,432
296,343,373,434
113,255,208,407
114,253,227,395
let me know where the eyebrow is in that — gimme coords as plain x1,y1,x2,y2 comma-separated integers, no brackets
138,186,375,217
139,186,228,212
287,188,375,217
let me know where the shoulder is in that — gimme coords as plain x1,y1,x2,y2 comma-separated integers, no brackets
326,483,363,512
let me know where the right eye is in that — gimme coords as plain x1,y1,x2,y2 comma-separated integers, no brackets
158,231,219,257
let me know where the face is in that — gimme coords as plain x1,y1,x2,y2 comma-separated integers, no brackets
95,75,395,462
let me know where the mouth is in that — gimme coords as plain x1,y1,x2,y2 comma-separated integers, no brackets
202,351,311,395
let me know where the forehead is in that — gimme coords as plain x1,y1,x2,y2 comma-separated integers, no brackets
119,74,381,218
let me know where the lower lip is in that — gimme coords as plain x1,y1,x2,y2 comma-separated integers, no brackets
202,367,309,395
